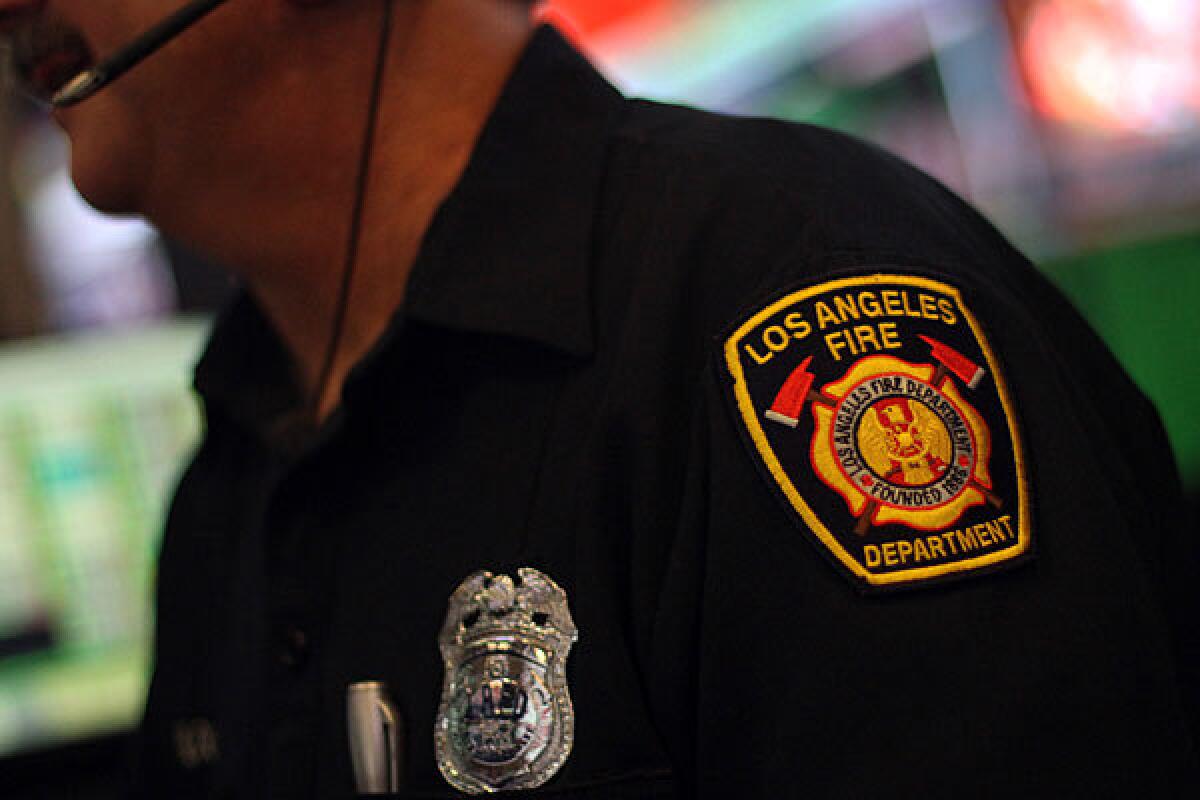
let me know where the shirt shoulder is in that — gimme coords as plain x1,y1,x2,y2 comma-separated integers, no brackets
612,99,1013,267
597,98,1058,339
593,99,1086,400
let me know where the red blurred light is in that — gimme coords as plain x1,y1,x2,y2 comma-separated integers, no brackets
537,0,672,37
1016,0,1200,135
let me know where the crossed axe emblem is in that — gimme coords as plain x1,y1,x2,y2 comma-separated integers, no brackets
765,336,1002,535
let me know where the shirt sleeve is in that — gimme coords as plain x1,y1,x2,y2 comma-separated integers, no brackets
685,261,1200,795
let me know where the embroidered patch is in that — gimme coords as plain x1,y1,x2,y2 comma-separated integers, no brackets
723,273,1031,591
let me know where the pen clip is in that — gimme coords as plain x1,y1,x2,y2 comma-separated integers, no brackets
379,699,400,793
347,681,403,795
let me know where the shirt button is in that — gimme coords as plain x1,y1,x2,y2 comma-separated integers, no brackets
279,625,310,670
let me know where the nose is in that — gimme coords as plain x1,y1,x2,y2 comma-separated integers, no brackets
0,0,45,35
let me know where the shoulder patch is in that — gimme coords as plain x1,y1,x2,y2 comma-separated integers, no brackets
723,273,1032,592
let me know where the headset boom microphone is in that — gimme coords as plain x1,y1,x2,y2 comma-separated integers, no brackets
52,0,229,107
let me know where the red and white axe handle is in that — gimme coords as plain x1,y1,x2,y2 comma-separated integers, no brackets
919,335,985,389
765,356,815,428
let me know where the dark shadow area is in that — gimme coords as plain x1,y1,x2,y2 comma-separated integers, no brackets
5,733,132,800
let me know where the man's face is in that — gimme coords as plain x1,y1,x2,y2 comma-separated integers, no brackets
1,1,242,214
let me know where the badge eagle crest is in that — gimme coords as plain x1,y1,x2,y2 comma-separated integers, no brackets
436,568,577,793
722,274,1032,591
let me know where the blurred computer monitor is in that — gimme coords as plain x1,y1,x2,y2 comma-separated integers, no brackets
0,319,206,758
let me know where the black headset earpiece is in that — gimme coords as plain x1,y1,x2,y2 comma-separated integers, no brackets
309,0,395,421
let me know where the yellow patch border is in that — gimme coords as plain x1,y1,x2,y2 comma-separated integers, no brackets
724,273,1031,587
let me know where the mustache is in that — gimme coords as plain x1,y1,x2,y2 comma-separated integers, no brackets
8,18,94,103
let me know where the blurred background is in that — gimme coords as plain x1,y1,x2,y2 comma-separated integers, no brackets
2,0,1197,795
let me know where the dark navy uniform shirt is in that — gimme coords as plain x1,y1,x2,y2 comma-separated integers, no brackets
136,25,1200,799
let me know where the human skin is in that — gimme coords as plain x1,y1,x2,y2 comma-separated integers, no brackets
0,0,533,418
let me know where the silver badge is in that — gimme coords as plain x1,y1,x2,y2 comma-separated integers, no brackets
435,568,578,794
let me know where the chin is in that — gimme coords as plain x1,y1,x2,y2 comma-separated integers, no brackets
58,106,150,216
68,166,140,215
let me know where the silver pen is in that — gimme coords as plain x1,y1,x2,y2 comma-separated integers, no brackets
346,681,403,795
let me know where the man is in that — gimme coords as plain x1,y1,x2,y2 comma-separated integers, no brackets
3,1,1197,797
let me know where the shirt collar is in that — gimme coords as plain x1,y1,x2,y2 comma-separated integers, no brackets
195,25,622,429
193,291,306,440
402,24,624,358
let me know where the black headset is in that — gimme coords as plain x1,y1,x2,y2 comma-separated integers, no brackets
52,0,231,107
